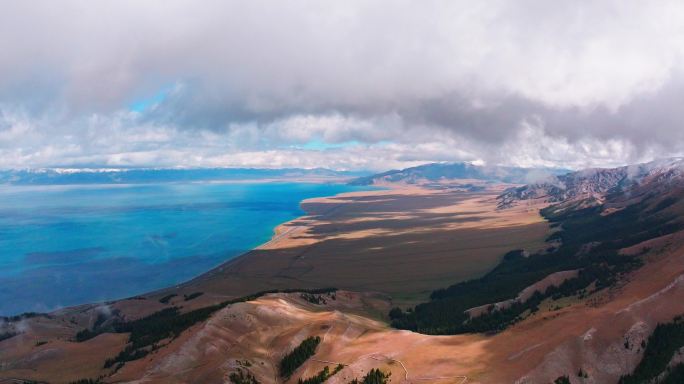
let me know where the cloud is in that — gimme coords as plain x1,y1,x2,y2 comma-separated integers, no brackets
1,1,684,170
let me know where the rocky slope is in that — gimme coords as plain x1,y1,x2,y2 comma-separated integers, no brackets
498,157,684,208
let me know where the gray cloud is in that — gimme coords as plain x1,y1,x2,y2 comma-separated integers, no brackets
1,0,684,170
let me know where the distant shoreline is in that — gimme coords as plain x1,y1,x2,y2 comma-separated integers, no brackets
160,182,550,312
0,176,356,189
170,185,389,291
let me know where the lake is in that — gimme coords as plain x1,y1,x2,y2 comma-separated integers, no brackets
0,182,368,315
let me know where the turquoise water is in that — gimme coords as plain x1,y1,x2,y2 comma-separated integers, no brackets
0,182,368,315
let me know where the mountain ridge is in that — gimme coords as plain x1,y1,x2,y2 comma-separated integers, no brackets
0,167,370,185
349,161,569,186
498,157,684,208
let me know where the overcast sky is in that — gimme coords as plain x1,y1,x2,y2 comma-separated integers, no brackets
2,1,684,171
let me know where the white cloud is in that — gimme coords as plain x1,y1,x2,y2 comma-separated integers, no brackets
2,1,684,170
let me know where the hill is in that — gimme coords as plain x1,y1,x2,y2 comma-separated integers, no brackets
349,162,568,186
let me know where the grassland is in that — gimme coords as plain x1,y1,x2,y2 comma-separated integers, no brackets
178,185,551,307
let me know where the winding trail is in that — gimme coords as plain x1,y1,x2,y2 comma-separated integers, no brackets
312,353,468,384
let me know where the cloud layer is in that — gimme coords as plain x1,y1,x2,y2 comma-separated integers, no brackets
2,0,684,170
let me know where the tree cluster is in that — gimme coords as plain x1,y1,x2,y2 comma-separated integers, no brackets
279,336,321,378
620,315,684,383
298,364,344,384
229,368,260,384
391,193,680,335
349,368,390,384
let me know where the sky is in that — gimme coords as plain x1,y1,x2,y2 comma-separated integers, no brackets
2,1,684,171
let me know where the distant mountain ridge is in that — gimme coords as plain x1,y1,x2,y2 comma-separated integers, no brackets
498,157,684,207
349,162,569,185
0,167,370,185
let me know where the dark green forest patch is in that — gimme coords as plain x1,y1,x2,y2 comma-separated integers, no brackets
390,194,682,335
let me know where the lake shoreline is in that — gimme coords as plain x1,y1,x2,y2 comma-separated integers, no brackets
0,181,371,316
154,182,549,310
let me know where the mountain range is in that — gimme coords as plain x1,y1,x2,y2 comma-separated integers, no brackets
349,162,569,185
0,167,370,185
498,157,684,207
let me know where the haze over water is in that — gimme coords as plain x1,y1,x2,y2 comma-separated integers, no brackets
0,182,367,315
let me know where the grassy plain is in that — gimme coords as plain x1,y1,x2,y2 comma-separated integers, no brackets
180,184,551,307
